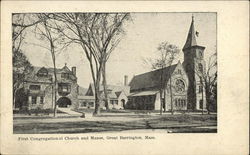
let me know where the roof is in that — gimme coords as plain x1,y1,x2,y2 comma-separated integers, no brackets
88,83,130,96
78,86,88,96
78,95,95,100
130,90,158,97
24,65,76,83
183,16,197,50
115,91,122,97
108,91,119,99
129,64,177,92
24,67,53,83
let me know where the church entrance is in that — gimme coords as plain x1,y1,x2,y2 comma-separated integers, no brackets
57,97,71,108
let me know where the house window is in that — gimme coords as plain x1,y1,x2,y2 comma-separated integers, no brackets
199,100,203,109
40,96,44,104
32,96,37,104
89,102,94,107
61,73,69,79
58,84,71,93
37,68,48,77
38,72,48,77
110,100,118,105
29,85,41,90
81,102,87,107
107,89,112,94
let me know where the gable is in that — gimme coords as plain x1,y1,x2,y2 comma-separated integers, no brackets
85,84,94,96
129,64,177,92
37,67,48,75
172,62,187,76
86,83,130,96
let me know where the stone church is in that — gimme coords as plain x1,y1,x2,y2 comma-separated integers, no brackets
128,16,206,111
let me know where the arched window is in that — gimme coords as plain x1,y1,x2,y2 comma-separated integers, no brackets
175,79,185,93
198,63,203,73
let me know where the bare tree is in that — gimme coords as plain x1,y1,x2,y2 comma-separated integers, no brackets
97,14,131,110
195,52,217,114
50,13,130,115
145,42,180,115
12,14,46,109
32,14,69,117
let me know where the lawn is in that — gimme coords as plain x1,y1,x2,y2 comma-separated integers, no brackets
13,113,217,134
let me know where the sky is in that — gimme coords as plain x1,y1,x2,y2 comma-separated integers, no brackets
22,13,216,88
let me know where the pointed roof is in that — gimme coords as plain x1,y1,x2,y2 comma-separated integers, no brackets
24,65,77,83
86,83,130,97
129,64,178,92
183,15,198,50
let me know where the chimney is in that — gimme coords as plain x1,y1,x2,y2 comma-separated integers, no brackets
124,75,128,86
72,67,76,76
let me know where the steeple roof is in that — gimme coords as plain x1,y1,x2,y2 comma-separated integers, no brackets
183,15,198,50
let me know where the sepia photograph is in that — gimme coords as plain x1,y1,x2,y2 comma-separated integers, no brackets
1,1,249,155
12,12,218,134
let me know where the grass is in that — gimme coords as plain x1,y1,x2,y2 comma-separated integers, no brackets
13,113,217,134
14,109,66,115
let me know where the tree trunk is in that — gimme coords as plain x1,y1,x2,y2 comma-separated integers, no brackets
93,66,102,116
102,62,109,110
53,65,57,117
205,89,211,115
205,83,211,115
51,48,57,117
13,88,17,109
169,75,174,115
160,89,163,115
201,83,204,115
93,84,100,116
163,88,166,112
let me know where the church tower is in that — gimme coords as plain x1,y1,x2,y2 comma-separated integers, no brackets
183,15,206,111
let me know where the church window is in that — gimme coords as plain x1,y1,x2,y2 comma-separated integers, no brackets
198,63,203,73
199,51,203,58
175,79,185,93
178,69,181,74
199,85,203,93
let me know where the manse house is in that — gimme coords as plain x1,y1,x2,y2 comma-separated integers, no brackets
15,64,79,110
